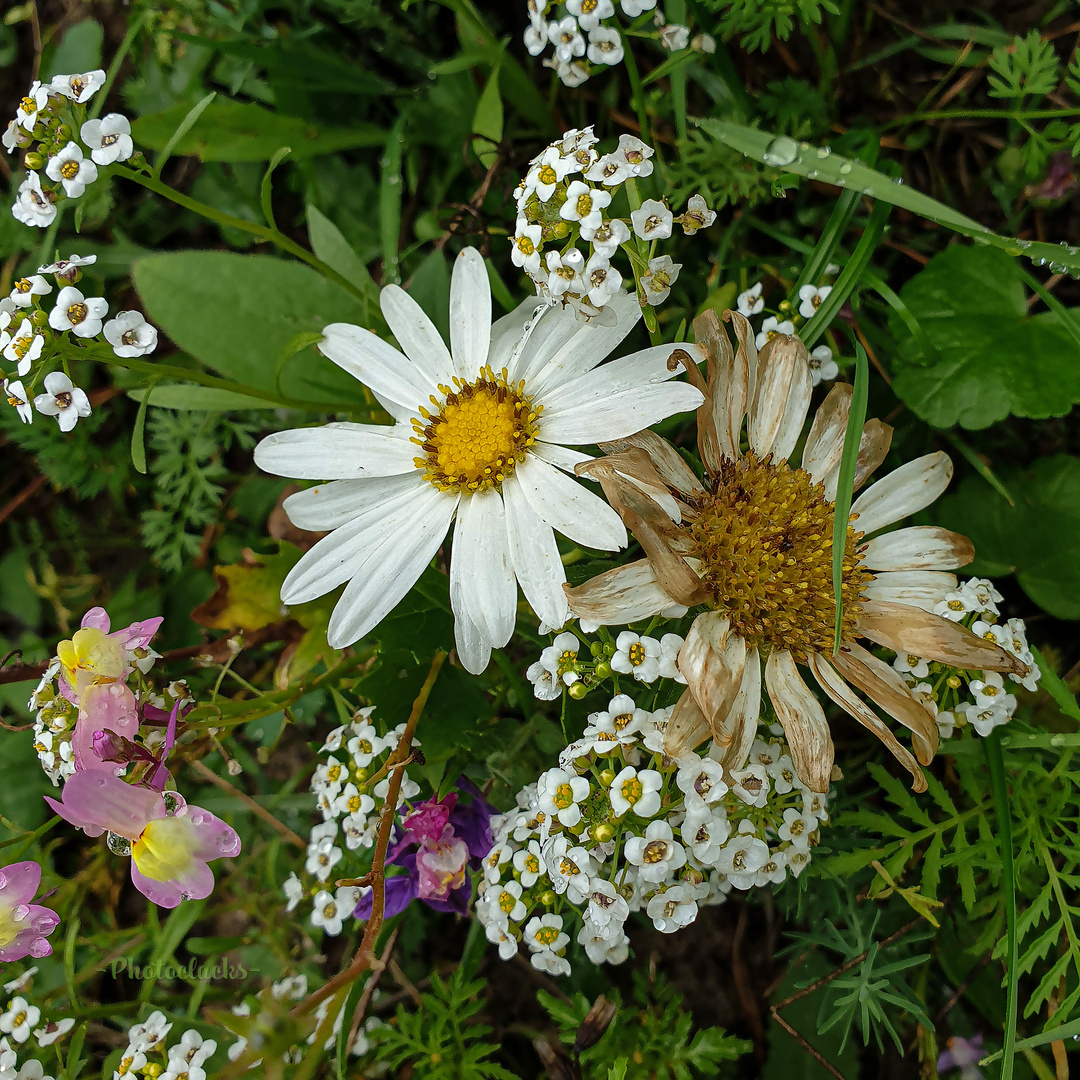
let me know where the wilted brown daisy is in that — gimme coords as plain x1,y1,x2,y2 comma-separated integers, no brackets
564,310,1028,793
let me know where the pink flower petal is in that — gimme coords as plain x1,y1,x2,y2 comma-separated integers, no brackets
0,861,41,906
48,771,163,839
129,864,184,909
80,606,111,631
181,805,242,862
111,616,163,651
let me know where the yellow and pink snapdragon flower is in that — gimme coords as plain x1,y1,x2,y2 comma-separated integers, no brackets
0,861,60,961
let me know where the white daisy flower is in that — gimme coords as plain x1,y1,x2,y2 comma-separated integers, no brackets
611,631,661,682
50,70,106,103
587,27,624,65
34,372,91,432
9,275,51,308
609,766,663,818
809,345,838,386
79,114,133,166
755,315,795,350
16,83,50,132
583,217,630,255
548,16,586,63
630,199,673,241
625,820,686,882
103,311,158,357
560,181,611,232
567,0,614,31
45,143,98,198
736,283,764,316
798,284,832,319
49,285,107,337
254,248,702,674
640,255,680,305
647,884,698,931
12,173,57,228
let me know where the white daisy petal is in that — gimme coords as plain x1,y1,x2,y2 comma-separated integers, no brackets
254,424,416,480
503,475,571,630
860,526,973,572
515,454,626,551
449,248,491,379
531,440,593,473
455,488,517,647
851,452,954,534
283,475,418,531
564,558,673,626
501,302,581,386
450,535,493,674
541,380,703,445
326,486,458,647
320,323,438,418
379,284,456,386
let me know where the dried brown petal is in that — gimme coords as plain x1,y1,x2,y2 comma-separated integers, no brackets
764,648,834,793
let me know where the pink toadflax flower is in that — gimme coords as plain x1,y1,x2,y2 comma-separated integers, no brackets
0,861,60,961
45,772,241,908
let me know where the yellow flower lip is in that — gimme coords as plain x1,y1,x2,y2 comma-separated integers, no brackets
410,365,541,493
131,817,198,884
56,626,126,693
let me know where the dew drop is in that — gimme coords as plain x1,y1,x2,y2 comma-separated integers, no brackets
31,915,53,933
28,939,50,959
816,146,831,158
107,832,132,856
162,791,186,816
0,873,8,890
1032,257,1048,266
807,169,819,179
1050,261,1067,273
1016,239,1032,249
762,136,799,167
839,162,853,175
890,176,904,185
862,187,875,195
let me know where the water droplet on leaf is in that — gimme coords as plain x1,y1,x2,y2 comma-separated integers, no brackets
762,136,799,167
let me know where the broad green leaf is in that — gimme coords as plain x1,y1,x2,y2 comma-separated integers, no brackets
472,64,503,169
889,246,1080,429
132,99,385,162
127,384,277,411
936,455,1080,619
306,205,379,308
133,251,374,406
43,19,103,80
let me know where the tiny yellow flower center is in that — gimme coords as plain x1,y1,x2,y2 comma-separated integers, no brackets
412,366,540,493
538,165,557,185
642,840,668,863
524,854,539,874
20,97,37,114
100,133,120,147
582,0,598,10
559,856,579,876
60,160,80,179
67,302,88,324
322,902,337,919
553,783,575,809
499,890,516,913
613,712,633,730
575,193,592,217
14,279,32,293
621,778,642,805
733,851,746,871
628,643,645,666
347,794,361,812
535,926,560,946
515,235,535,256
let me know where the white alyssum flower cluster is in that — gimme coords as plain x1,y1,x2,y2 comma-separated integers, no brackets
6,70,134,229
512,127,715,321
1,256,157,430
891,577,1041,740
0,980,76,1080
527,628,686,701
735,277,839,387
112,1012,218,1080
284,707,417,937
476,690,828,976
523,0,712,87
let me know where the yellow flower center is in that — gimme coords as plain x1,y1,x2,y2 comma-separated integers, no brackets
553,783,574,809
642,840,668,863
628,643,645,666
582,0,598,10
686,452,870,661
499,890,516,913
575,193,592,217
11,336,32,360
525,854,539,874
20,97,37,114
613,712,633,729
67,302,88,324
347,794,361,812
131,817,198,884
620,778,642,804
535,926,560,946
516,235,535,255
538,165,557,185
559,856,579,876
60,160,80,179
56,626,125,694
411,366,541,493
14,279,31,293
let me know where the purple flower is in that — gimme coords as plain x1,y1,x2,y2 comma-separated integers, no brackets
0,861,60,961
938,1034,984,1080
45,771,241,908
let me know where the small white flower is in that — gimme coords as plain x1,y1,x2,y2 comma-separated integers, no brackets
551,59,591,88
893,652,929,680
680,194,716,235
803,791,829,822
80,114,133,166
34,372,91,432
543,836,593,902
127,1011,172,1052
620,0,657,13
50,70,106,103
114,1047,148,1076
681,804,730,863
969,671,1013,710
787,849,811,878
3,120,30,154
0,998,39,1042
334,783,374,819
778,807,815,850
483,840,513,884
2,971,36,995
45,143,98,198
513,840,545,888
526,660,562,700
808,344,838,386
578,916,630,964
568,0,615,31
538,767,591,827
737,283,764,316
581,216,630,254
586,152,633,187
587,26,624,65
38,253,96,284
798,284,831,319
755,315,795,350
34,1017,74,1047
546,248,586,299
311,888,348,936
16,82,50,132
640,255,680,305
583,253,622,308
168,1029,217,1068
586,693,648,740
936,711,957,739
103,311,157,357
374,772,420,805
3,322,43,376
609,766,663,818
9,276,51,309
12,173,57,228
692,33,717,52
548,16,586,63
676,757,728,809
647,884,698,931
611,630,662,682
630,199,673,241
511,221,543,275
560,181,610,232
934,589,978,622
586,879,630,933
716,826,770,890
754,849,788,887
524,913,570,974
283,871,303,912
485,919,520,960
304,838,343,881
346,724,383,767
49,285,107,338
524,13,549,56
342,812,374,850
613,134,655,181
657,633,685,682
659,24,691,51
625,820,686,882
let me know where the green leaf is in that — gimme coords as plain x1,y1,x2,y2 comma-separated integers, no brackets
127,384,278,411
1030,645,1080,722
988,31,1060,100
133,251,376,407
130,377,157,475
153,91,217,180
471,64,503,169
43,19,103,79
935,455,1080,618
306,205,379,311
889,246,1080,429
131,99,386,163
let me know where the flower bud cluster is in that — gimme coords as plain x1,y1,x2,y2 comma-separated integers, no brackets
475,685,829,976
524,0,713,87
1,255,157,431
6,70,134,229
512,127,715,323
891,577,1041,739
29,606,184,787
735,279,839,387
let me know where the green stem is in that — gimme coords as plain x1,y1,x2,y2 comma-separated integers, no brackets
619,28,652,148
108,165,370,307
984,730,1018,1080
886,107,1080,129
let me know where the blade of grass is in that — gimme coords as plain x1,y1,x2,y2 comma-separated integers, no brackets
792,188,860,298
260,146,292,233
984,729,1018,1080
942,432,1016,506
152,91,216,181
831,342,869,653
